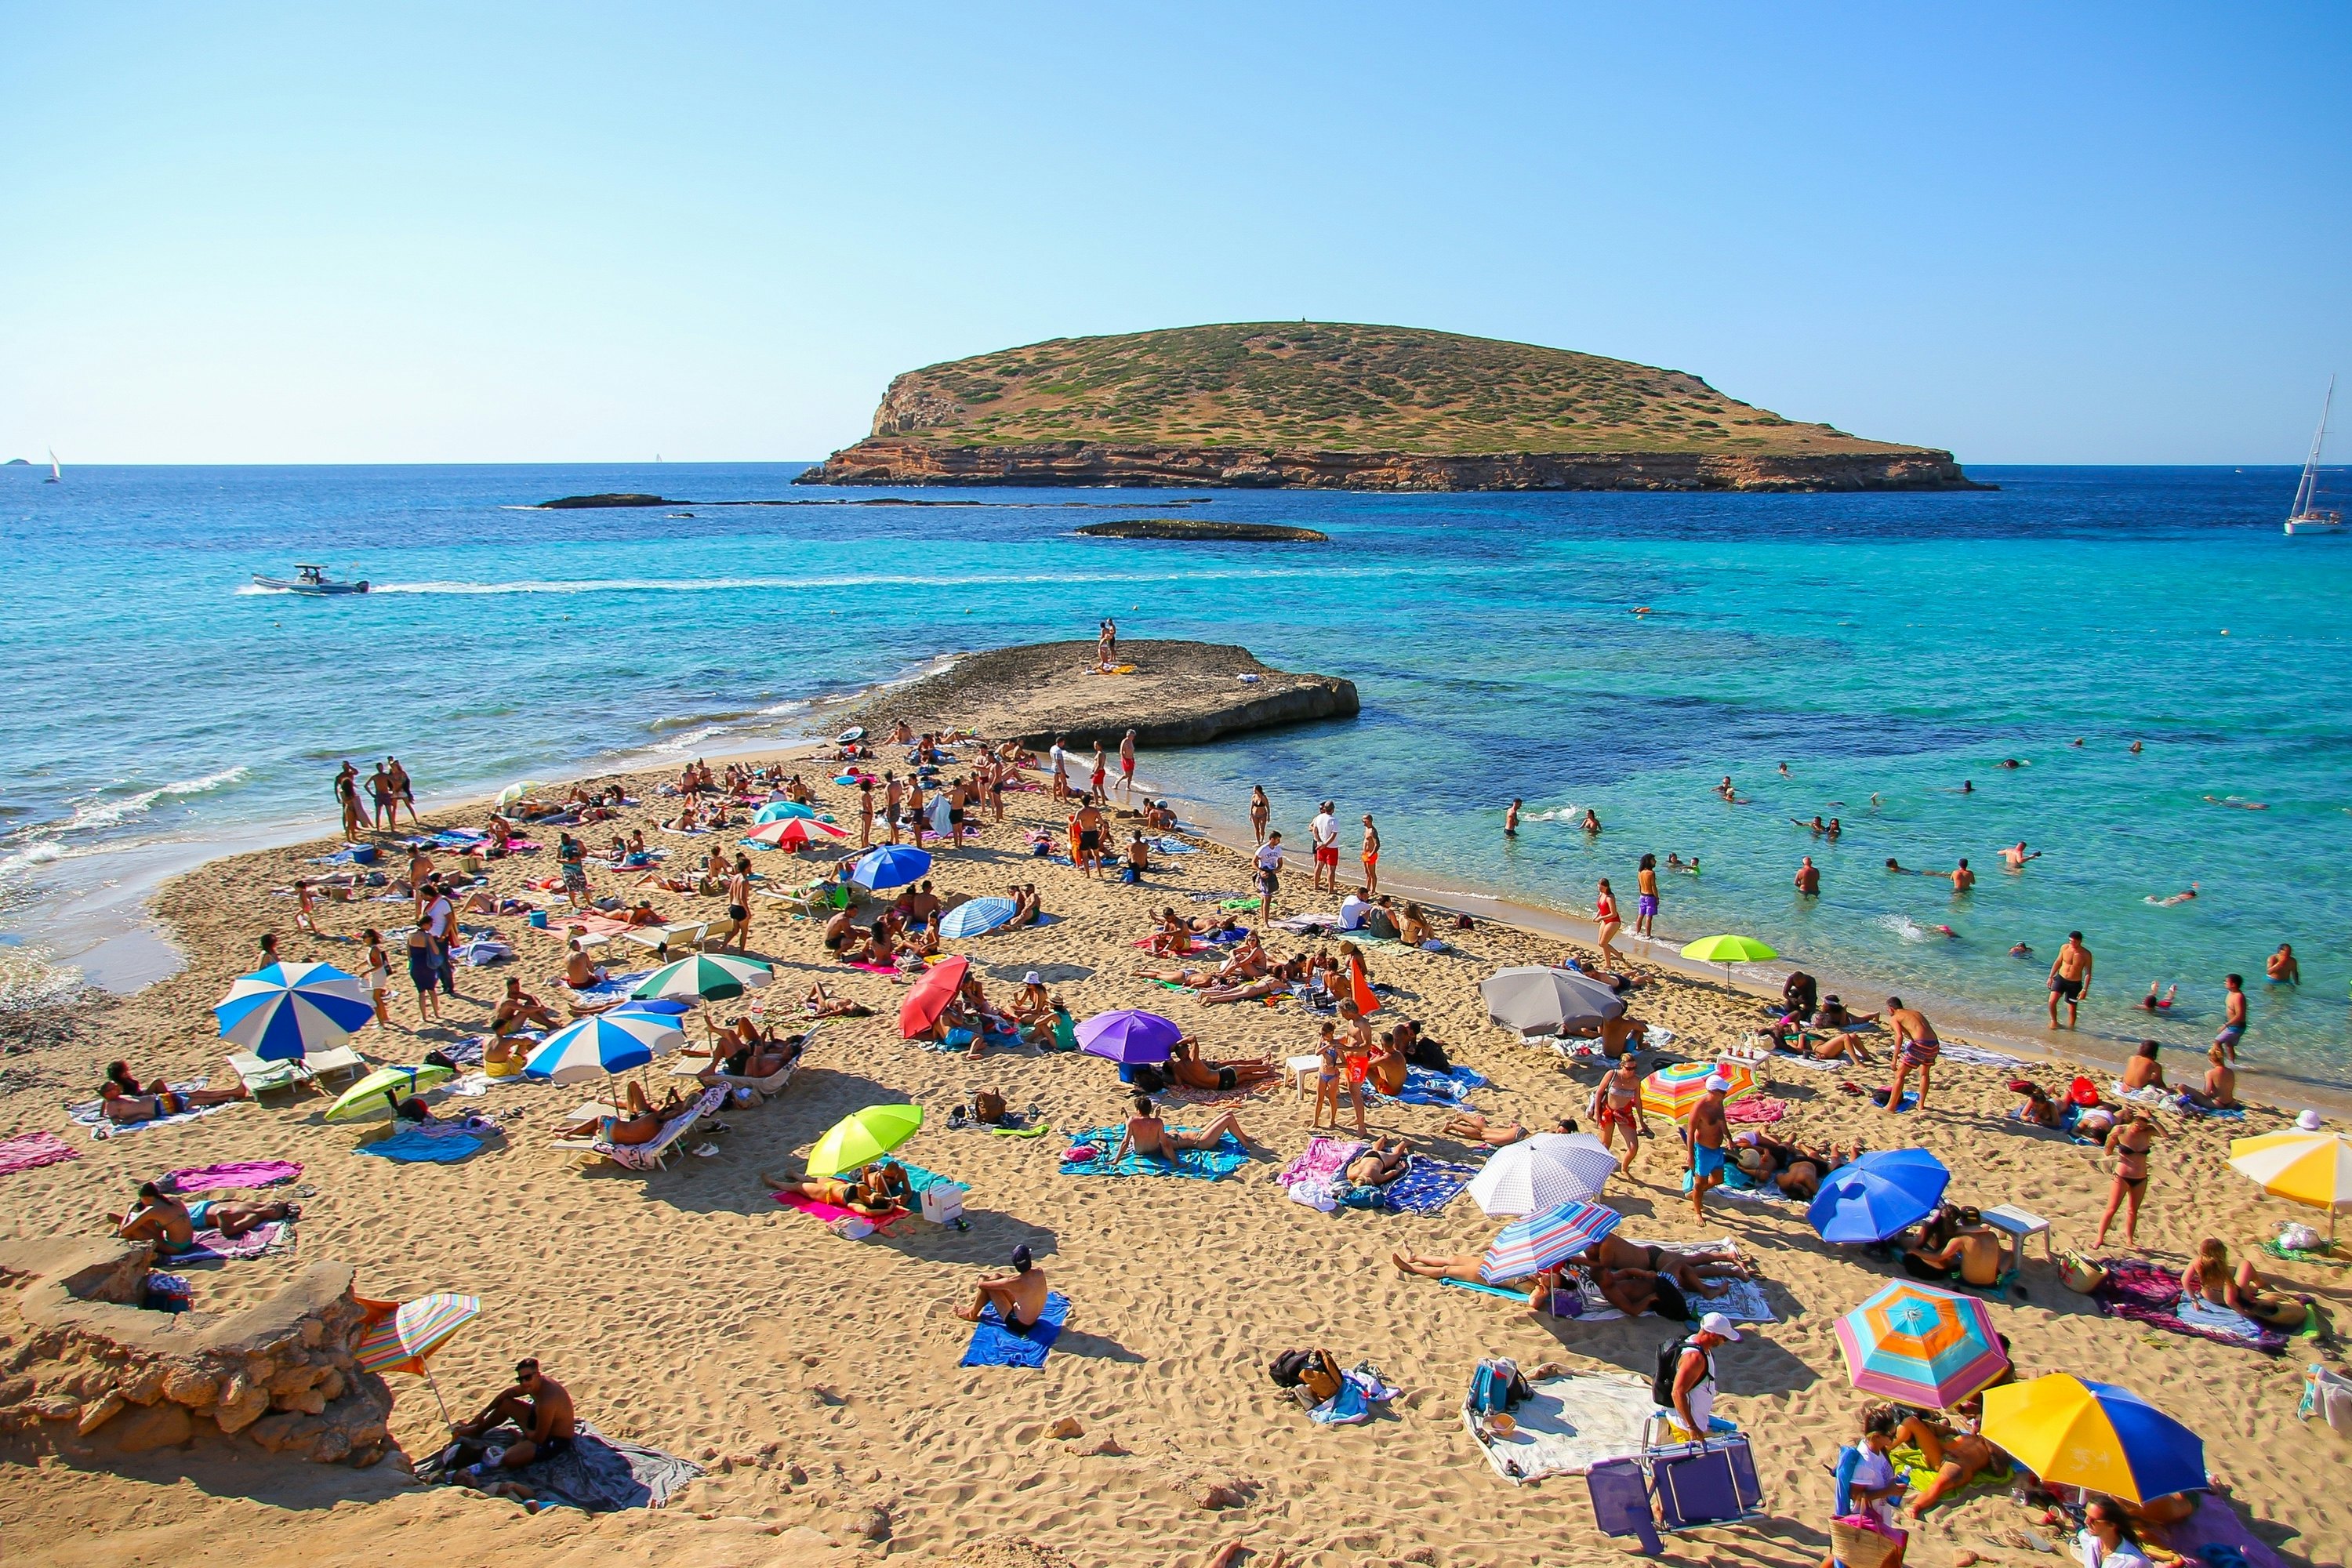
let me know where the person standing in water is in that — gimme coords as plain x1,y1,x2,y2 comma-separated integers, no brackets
1248,786,1270,847
1504,799,1521,838
1635,853,1659,938
1794,856,1820,896
1949,858,1975,894
2216,974,2248,1062
2048,931,2093,1029
2002,840,2042,872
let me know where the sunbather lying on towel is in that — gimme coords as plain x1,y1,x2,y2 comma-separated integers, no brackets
803,982,872,1018
98,1080,249,1123
1589,1263,1722,1320
1389,1247,1539,1300
1168,1036,1280,1092
452,1357,575,1469
760,1167,900,1218
1345,1136,1412,1186
1112,1096,1250,1163
954,1244,1054,1334
117,1182,298,1254
1581,1235,1751,1286
1437,1113,1577,1146
1731,1131,1862,1199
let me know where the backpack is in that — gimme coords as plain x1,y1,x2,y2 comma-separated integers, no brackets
1407,1035,1451,1073
973,1089,1007,1125
1268,1348,1344,1405
1468,1356,1526,1415
1268,1349,1315,1388
1652,1335,1700,1407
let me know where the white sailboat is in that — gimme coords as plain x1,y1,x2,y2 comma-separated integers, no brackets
2285,378,2341,534
45,448,60,484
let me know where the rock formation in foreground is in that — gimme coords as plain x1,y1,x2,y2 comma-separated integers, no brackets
796,323,1986,492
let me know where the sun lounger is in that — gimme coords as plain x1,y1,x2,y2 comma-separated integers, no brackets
224,1051,310,1102
619,920,711,959
670,1027,816,1099
303,1045,367,1085
549,1085,725,1172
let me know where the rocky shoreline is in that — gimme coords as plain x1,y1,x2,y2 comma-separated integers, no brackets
826,640,1356,749
793,438,1990,492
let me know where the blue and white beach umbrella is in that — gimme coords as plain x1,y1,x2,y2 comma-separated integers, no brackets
852,844,932,890
214,961,377,1062
524,1011,686,1086
938,897,1018,939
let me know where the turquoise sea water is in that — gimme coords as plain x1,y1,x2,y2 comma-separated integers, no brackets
4,463,2347,1082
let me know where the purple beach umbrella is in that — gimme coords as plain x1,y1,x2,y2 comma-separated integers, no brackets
1076,1008,1181,1065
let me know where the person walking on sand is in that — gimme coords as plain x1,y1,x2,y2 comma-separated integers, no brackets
858,775,876,848
1248,785,1270,847
367,762,395,829
2048,931,2093,1028
1049,739,1070,802
1360,813,1382,897
334,761,364,839
1118,730,1137,804
1686,1075,1731,1218
1883,997,1939,1111
2092,1105,2162,1248
1254,832,1285,925
1505,798,1522,838
1594,878,1624,969
724,855,754,954
1088,740,1108,801
1308,800,1340,896
1664,1312,1744,1443
2216,973,2248,1061
1794,855,1820,896
1590,1055,1646,1173
387,757,419,827
1635,853,1660,939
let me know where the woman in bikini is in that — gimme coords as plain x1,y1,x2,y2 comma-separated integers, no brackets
1248,785,1270,846
2092,1105,2161,1248
1592,878,1624,969
1590,1057,1646,1171
1310,1021,1367,1134
2183,1237,2308,1329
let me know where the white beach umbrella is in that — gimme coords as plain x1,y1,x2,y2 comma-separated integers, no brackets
1479,966,1624,1035
1468,1131,1621,1216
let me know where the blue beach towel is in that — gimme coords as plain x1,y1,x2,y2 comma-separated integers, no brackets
893,1160,969,1197
960,1292,1069,1368
1439,1276,1536,1303
1373,1065,1488,1110
1383,1155,1479,1214
358,1124,492,1163
1059,1125,1247,1180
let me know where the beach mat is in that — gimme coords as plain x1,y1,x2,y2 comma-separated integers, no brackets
67,1082,231,1138
1566,1240,1775,1323
159,1160,299,1191
1384,1154,1479,1214
0,1130,79,1176
959,1291,1069,1368
422,1421,702,1510
176,1220,291,1262
775,1192,910,1232
357,1124,494,1163
1370,1065,1487,1110
1060,1126,1247,1180
2092,1257,2286,1353
1468,1372,1654,1484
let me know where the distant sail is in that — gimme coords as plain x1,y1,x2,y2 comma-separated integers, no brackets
2285,378,2342,534
45,448,60,483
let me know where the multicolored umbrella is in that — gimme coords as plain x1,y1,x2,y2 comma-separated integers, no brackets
215,961,377,1062
806,1104,924,1178
1835,1281,2009,1408
939,897,1018,939
753,800,822,822
1480,1200,1622,1283
746,815,848,849
325,1064,452,1122
852,844,931,889
632,953,774,1003
1980,1375,2205,1504
1076,1008,1182,1065
898,955,971,1040
353,1290,479,1423
2230,1130,2352,1240
1467,1131,1621,1215
523,1011,684,1085
1809,1149,1951,1243
494,780,546,808
1640,1060,1756,1121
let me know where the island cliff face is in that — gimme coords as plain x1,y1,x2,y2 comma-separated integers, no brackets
795,323,1985,493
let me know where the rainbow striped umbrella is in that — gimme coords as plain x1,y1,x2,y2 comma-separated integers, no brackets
1479,1200,1621,1283
1980,1375,2205,1504
214,961,376,1062
354,1291,479,1424
1835,1281,2009,1408
1641,1060,1756,1122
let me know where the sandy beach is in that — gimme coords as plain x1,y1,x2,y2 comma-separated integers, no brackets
2,744,2346,1568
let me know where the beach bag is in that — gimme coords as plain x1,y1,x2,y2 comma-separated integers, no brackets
1297,1349,1346,1404
1269,1349,1316,1388
2281,1222,2326,1253
1327,1181,1388,1211
1468,1356,1526,1415
2302,1363,2352,1437
2057,1250,2107,1295
1408,1035,1452,1073
1830,1517,1907,1568
974,1090,1007,1125
1652,1335,1699,1407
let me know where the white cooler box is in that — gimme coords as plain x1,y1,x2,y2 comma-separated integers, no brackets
920,1184,964,1225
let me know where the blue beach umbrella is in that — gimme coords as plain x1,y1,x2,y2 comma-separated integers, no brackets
753,800,820,823
1809,1149,1951,1243
938,897,1018,940
1481,1200,1622,1283
1076,1009,1181,1065
214,961,377,1062
852,844,932,890
524,1011,686,1086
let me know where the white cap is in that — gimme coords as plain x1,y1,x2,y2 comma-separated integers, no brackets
1698,1311,1742,1341
2299,1109,2325,1131
1704,1074,1733,1093
1024,971,1042,985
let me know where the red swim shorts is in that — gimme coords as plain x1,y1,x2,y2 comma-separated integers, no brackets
1315,845,1339,867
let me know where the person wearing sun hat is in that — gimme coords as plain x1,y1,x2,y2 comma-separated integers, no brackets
1687,1072,1733,1219
1666,1309,1744,1442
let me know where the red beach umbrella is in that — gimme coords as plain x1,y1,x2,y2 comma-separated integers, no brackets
898,955,970,1040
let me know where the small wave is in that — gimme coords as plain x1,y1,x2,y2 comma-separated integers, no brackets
0,944,85,1012
644,723,732,756
1520,806,1587,822
1876,913,1953,943
162,765,248,797
64,788,165,831
0,840,71,880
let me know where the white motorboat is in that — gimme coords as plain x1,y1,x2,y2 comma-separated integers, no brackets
253,564,370,595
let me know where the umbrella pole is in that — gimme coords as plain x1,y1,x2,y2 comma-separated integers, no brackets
424,1364,453,1428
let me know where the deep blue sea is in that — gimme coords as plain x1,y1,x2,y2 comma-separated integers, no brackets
5,463,2347,1083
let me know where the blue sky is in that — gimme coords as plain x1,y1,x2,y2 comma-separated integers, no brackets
2,3,2347,464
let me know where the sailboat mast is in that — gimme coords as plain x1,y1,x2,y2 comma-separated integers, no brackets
2293,377,2334,518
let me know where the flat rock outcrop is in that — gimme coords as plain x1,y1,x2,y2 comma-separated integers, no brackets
830,641,1356,750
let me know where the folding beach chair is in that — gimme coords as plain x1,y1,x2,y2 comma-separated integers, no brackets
1585,1434,1763,1555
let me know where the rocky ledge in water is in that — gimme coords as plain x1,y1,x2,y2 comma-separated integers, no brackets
1075,518,1327,542
534,492,682,509
829,641,1356,750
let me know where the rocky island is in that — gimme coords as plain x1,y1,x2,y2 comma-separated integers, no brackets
828,640,1356,749
795,322,1985,492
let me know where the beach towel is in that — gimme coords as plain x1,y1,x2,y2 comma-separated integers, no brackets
1867,1089,1921,1113
958,1292,1069,1368
2154,1492,2288,1568
1569,1241,1776,1323
158,1160,299,1192
68,1082,232,1138
1724,1097,1788,1124
1467,1372,1655,1483
358,1123,495,1163
1716,1165,1795,1203
1440,1276,1541,1303
1059,1126,1247,1180
1276,1136,1364,1189
1383,1154,1479,1214
0,1131,78,1176
2172,1097,2247,1120
775,1192,909,1233
2262,1239,2347,1267
1889,1442,2008,1499
1372,1065,1487,1110
422,1421,702,1511
1935,1041,2025,1069
172,1220,290,1261
2093,1258,2286,1353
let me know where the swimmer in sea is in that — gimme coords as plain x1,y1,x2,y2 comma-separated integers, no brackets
2145,883,2199,906
1504,798,1521,838
1778,762,1792,778
1869,792,1882,809
2202,795,2269,811
2140,981,2178,1011
2000,841,2041,872
1714,776,1743,804
2000,758,2025,769
2129,740,2143,753
1958,780,1975,794
1580,808,1602,836
2071,737,2085,746
2009,942,2033,957
1825,817,1841,840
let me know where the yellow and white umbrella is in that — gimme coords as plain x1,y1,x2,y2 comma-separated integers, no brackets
2229,1128,2352,1240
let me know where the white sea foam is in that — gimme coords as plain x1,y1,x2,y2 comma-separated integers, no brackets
0,943,85,1011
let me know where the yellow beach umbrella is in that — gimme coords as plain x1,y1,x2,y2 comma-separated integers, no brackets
1980,1374,2205,1503
2229,1129,2352,1240
806,1104,924,1178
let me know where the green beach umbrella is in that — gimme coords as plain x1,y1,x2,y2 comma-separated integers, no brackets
631,953,775,1004
327,1064,453,1123
806,1104,924,1178
1679,933,1780,983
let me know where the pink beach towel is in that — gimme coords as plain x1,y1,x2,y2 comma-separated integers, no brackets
1725,1098,1789,1124
2155,1494,2286,1568
0,1131,78,1176
180,1221,289,1261
775,1192,908,1231
1276,1136,1365,1189
161,1160,301,1192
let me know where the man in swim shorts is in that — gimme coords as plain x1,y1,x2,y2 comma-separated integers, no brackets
2216,972,2247,1060
956,1245,1054,1335
1687,1075,1730,1218
1360,814,1381,897
1308,801,1340,895
1119,730,1137,804
454,1358,575,1469
2046,930,2092,1029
